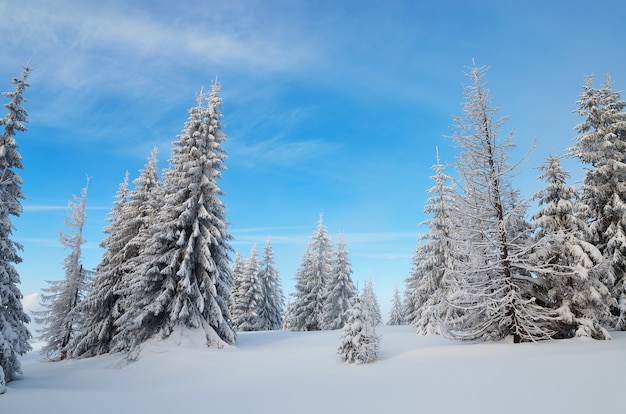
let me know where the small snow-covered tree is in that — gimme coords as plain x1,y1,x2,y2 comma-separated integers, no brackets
361,275,382,326
36,178,91,361
531,155,612,339
257,238,284,330
337,296,380,364
387,285,405,325
290,213,334,331
113,83,235,352
0,64,32,390
321,234,357,330
569,75,626,329
281,300,295,331
234,245,263,331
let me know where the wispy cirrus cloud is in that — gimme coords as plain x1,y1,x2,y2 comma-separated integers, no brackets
232,135,341,169
23,205,110,212
0,0,318,89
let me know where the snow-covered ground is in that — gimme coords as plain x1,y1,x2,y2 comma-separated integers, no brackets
3,325,624,413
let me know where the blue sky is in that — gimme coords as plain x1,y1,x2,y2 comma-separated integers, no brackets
2,0,625,317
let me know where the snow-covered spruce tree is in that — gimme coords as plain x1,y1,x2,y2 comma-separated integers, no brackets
234,245,263,331
337,296,380,364
36,178,91,361
320,234,357,330
281,300,295,331
229,250,246,324
70,173,130,358
569,75,626,330
438,64,558,343
403,243,422,326
290,213,334,331
387,285,405,325
530,155,611,339
361,275,382,326
405,152,454,334
113,83,235,352
73,148,163,358
0,64,32,391
257,237,285,330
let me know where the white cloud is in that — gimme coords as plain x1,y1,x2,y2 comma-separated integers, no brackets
0,0,316,90
233,135,341,168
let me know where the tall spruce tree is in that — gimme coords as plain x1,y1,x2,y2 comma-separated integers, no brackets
321,234,357,330
230,250,246,324
0,64,32,391
531,155,611,339
70,173,130,358
290,214,334,331
257,238,284,330
569,75,626,330
405,152,454,334
36,178,91,361
438,64,557,343
233,245,263,331
113,83,235,352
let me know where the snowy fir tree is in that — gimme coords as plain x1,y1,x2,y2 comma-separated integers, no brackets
36,178,91,361
320,234,357,330
229,250,246,324
403,243,424,326
290,213,334,331
337,296,380,364
70,173,131,358
233,245,263,331
280,300,295,331
361,275,382,326
438,64,559,343
112,147,163,309
113,83,235,352
569,75,626,330
530,155,612,339
0,64,32,391
405,152,454,334
387,285,405,326
257,238,285,330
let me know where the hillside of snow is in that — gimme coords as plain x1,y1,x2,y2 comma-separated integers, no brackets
3,325,624,413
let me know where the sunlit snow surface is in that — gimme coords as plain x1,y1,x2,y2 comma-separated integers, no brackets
4,325,624,413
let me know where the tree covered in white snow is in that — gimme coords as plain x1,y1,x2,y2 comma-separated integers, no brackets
387,285,405,326
230,250,246,324
405,152,454,334
257,238,284,330
337,296,380,364
70,173,131,358
438,64,559,343
361,275,382,327
0,64,32,391
569,75,626,330
233,245,263,331
321,234,357,330
530,155,611,339
113,83,235,352
36,178,91,361
290,213,334,331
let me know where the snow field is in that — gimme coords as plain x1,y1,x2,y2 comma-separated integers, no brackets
4,325,624,414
